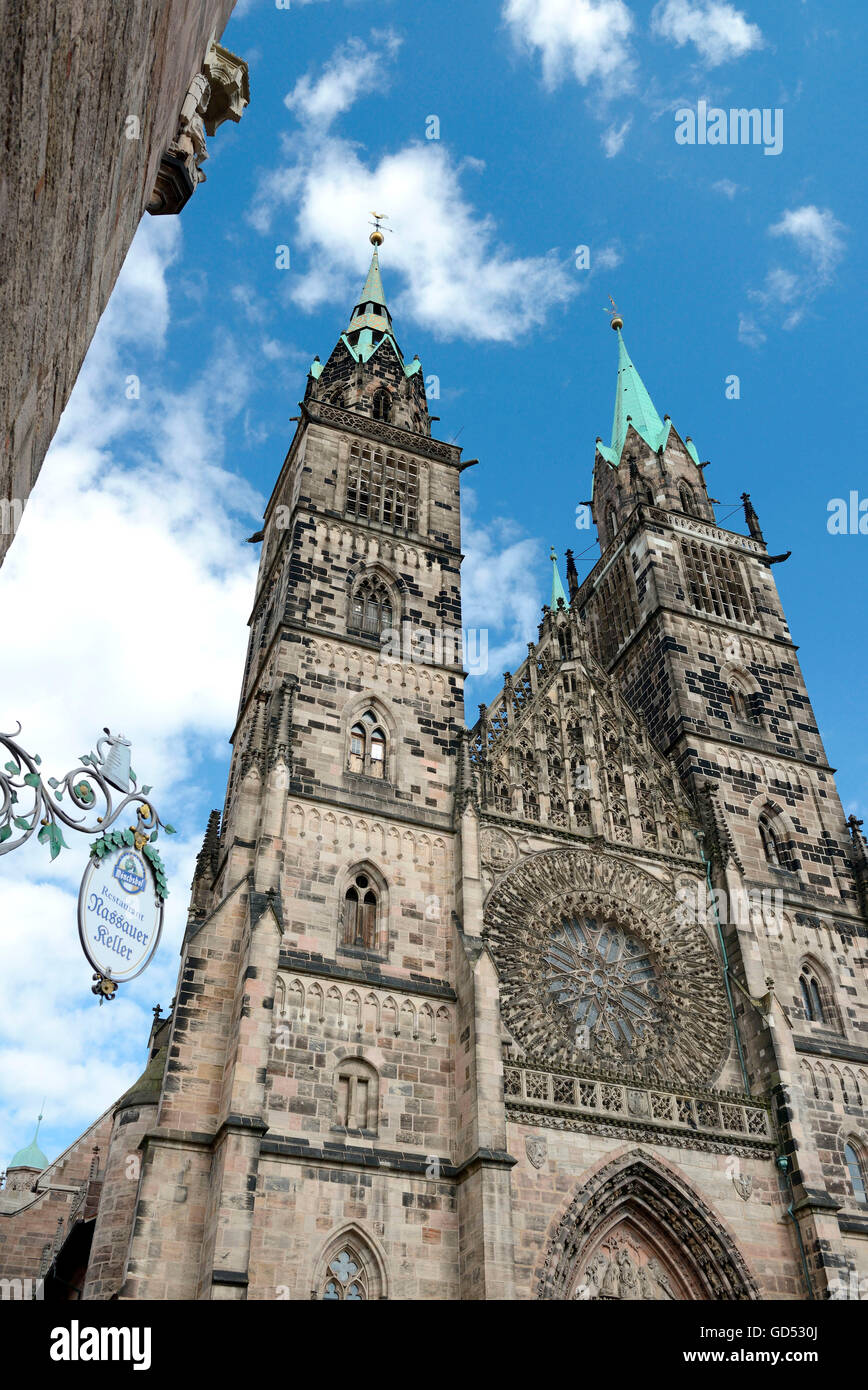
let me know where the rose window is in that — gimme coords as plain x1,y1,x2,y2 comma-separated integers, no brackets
544,916,663,1049
483,847,731,1086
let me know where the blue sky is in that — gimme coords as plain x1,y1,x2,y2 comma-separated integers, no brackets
1,0,865,1165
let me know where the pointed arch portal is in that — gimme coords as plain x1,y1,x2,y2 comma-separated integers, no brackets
537,1151,758,1301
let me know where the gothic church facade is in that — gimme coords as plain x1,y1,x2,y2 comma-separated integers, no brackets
3,242,868,1301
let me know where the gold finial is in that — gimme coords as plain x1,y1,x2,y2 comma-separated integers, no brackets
605,295,623,331
369,211,390,246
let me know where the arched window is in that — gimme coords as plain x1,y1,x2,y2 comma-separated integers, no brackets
493,771,510,813
844,1141,867,1205
318,1229,386,1300
758,812,787,869
322,1246,369,1301
350,575,394,639
372,389,391,423
334,1058,378,1133
341,870,380,950
679,483,696,515
348,711,388,779
728,681,748,720
799,968,825,1023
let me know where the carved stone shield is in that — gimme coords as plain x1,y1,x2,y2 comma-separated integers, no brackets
733,1174,753,1201
525,1136,547,1169
627,1088,650,1117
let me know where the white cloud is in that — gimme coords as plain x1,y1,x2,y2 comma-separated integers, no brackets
711,177,739,198
461,491,544,691
601,116,633,156
286,32,402,129
769,205,846,279
595,244,622,270
251,118,577,343
0,218,261,1163
503,0,636,92
737,312,765,348
233,0,330,14
651,0,763,66
738,204,847,346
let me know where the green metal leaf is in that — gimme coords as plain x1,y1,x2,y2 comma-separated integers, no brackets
23,772,41,788
46,823,67,860
13,816,30,830
164,824,176,835
4,760,19,774
0,825,12,843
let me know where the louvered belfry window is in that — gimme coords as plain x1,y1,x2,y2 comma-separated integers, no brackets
682,540,752,624
346,442,419,531
350,576,393,639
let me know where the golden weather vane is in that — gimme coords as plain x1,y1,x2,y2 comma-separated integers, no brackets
369,211,391,246
605,295,623,331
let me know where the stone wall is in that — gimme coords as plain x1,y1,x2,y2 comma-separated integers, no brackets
0,1109,114,1286
0,0,237,566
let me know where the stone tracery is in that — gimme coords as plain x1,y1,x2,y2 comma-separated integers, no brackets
484,845,730,1087
538,1150,759,1301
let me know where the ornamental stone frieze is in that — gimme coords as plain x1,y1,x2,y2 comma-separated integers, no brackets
148,42,249,216
505,1064,773,1156
303,400,462,464
484,844,731,1087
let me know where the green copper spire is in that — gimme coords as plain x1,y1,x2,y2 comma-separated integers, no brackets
9,1106,48,1171
611,328,665,455
344,242,404,363
596,321,701,468
310,223,424,381
550,547,568,608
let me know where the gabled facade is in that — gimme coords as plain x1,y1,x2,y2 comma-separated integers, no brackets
3,259,867,1302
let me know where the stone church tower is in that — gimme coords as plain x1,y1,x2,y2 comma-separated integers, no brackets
3,249,867,1301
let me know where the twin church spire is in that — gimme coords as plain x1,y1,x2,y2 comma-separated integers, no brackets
596,319,701,469
306,227,428,434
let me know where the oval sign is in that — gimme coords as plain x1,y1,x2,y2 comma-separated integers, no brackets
77,844,164,983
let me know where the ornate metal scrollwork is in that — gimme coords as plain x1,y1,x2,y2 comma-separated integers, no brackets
0,724,175,861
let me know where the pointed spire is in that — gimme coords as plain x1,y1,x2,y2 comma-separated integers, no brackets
344,228,404,364
198,810,221,876
741,492,765,544
596,314,701,467
241,693,267,776
565,548,579,602
9,1107,48,1171
550,547,568,608
191,810,221,914
611,328,666,459
347,248,391,332
269,675,297,771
